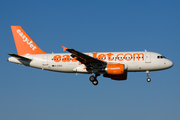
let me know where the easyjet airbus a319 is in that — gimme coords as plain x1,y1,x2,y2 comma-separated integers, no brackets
8,26,173,85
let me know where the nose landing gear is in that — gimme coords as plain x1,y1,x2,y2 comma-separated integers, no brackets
146,71,151,82
89,74,100,85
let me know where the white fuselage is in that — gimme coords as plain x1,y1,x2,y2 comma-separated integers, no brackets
8,51,173,74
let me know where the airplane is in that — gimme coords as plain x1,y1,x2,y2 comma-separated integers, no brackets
8,26,173,85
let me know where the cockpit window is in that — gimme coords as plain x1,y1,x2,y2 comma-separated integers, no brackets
157,56,166,59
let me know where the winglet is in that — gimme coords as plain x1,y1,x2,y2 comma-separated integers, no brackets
62,46,68,51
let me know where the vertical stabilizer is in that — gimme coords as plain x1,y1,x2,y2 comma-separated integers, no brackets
11,26,47,55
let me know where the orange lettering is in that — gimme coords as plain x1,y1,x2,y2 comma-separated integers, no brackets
98,54,106,61
106,53,114,61
117,54,124,61
124,53,132,61
92,53,98,58
62,55,70,62
53,55,61,62
53,53,144,63
133,53,144,61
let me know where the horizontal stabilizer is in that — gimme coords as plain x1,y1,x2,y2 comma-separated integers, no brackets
8,53,32,61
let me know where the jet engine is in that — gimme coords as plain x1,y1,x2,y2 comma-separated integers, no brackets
105,64,125,75
103,64,127,80
103,72,127,80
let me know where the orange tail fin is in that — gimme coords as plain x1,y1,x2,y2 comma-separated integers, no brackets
11,26,47,55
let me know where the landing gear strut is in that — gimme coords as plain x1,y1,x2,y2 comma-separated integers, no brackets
146,71,151,82
89,74,100,85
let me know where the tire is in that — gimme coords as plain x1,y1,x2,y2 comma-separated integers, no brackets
92,80,98,85
147,78,151,82
89,76,95,82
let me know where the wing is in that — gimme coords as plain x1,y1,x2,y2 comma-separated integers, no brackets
62,46,107,69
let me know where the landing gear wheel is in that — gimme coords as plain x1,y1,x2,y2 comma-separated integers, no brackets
89,76,95,82
89,74,100,85
147,78,151,82
146,71,151,82
92,80,98,85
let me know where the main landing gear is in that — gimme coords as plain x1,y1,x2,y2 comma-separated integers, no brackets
146,71,151,82
89,74,100,85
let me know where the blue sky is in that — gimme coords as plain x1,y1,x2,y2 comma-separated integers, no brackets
1,0,180,120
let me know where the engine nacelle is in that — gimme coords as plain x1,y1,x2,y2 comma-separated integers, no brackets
105,64,125,75
103,72,127,80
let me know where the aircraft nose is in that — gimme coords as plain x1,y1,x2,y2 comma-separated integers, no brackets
166,60,173,68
